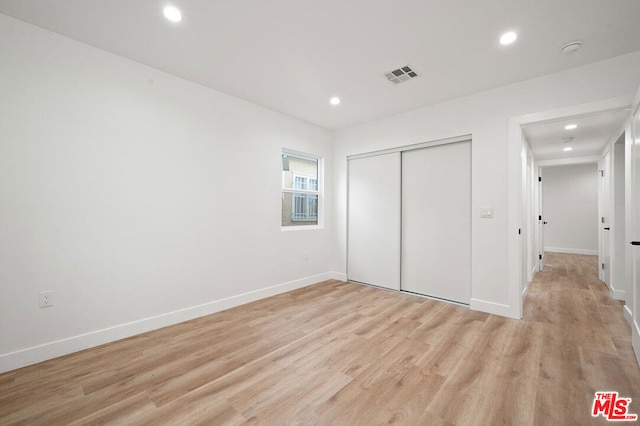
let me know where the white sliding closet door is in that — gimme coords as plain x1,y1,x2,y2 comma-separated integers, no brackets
401,141,471,303
347,153,401,290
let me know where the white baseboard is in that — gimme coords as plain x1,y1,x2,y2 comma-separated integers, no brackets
470,298,517,319
633,320,640,368
544,247,598,255
529,265,537,283
0,272,336,374
329,271,348,281
624,305,633,327
609,287,626,301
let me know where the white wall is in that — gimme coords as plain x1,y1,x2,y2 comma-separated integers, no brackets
333,51,640,319
541,164,599,254
0,15,335,372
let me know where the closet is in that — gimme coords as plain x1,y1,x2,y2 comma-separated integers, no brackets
347,137,471,304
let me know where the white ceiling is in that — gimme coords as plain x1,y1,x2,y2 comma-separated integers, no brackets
1,0,640,130
522,109,629,161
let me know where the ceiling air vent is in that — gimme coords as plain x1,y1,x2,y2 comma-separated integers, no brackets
384,66,418,84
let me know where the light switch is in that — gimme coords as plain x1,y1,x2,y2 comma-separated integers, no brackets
480,207,493,218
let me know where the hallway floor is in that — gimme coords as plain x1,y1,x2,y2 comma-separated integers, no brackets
524,252,639,424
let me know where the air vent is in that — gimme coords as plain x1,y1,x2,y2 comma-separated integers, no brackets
384,66,418,84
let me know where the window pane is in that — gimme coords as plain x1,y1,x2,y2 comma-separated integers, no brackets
282,152,318,190
282,192,318,226
294,176,307,190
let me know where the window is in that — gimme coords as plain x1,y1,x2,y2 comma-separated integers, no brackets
292,174,318,221
282,151,321,228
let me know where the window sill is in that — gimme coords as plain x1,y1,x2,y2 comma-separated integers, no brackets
281,224,323,232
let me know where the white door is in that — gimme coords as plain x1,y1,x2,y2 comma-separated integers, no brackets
631,93,640,362
600,152,611,285
522,145,530,286
347,153,401,290
401,141,471,304
538,168,545,271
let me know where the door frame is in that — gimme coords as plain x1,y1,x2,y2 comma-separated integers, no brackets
626,104,638,327
599,151,612,284
538,166,544,272
508,95,633,319
346,134,472,301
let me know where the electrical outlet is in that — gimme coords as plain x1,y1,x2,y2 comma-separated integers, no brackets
39,291,53,308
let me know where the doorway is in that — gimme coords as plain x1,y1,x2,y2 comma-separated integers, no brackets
538,162,600,267
509,98,632,317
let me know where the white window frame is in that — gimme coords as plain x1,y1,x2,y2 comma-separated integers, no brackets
282,150,323,231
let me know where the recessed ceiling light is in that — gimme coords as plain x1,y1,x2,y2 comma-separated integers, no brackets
500,31,517,45
563,147,573,152
330,97,341,106
163,6,182,22
561,41,582,55
564,124,578,130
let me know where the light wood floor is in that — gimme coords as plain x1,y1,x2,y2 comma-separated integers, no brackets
1,253,639,425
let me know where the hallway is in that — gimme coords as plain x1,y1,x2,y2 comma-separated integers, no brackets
525,252,640,424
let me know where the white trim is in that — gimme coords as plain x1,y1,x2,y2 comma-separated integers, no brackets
470,298,516,319
544,247,599,255
512,96,632,127
281,224,322,232
281,149,324,230
609,287,626,301
329,271,348,281
282,150,318,162
536,156,600,167
347,134,471,160
507,117,523,320
282,188,319,195
0,271,337,374
624,304,633,327
633,320,640,368
530,265,538,283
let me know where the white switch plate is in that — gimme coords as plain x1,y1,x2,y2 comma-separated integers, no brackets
480,207,493,218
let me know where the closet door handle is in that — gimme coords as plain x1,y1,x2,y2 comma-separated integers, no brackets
631,241,640,246
604,227,610,231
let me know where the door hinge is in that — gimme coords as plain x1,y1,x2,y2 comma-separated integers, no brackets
539,254,542,260
538,215,542,221
602,263,606,270
599,170,605,177
518,228,521,235
538,176,542,182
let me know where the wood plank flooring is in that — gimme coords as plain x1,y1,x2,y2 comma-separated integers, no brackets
1,252,639,425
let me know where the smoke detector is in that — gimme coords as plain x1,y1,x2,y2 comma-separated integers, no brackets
384,66,418,84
